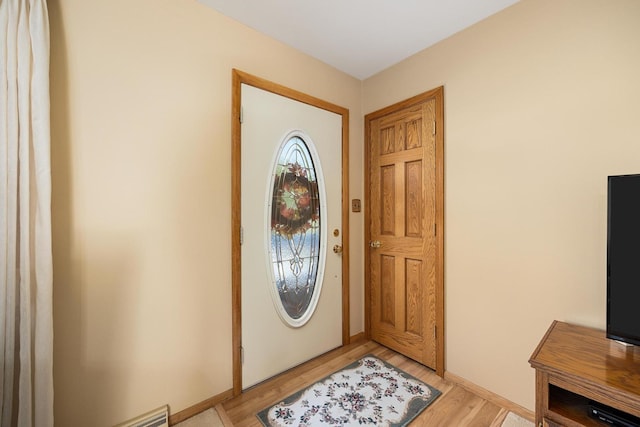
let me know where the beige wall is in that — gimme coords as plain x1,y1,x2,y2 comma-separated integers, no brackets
364,0,640,410
49,0,363,425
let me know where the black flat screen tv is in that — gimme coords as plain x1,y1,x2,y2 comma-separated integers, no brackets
607,174,640,346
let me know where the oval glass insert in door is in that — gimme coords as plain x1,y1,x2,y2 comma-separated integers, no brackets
267,131,327,327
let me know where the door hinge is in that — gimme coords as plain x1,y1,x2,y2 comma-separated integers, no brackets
240,106,244,124
434,224,437,236
434,325,437,339
241,346,244,364
432,120,436,135
240,226,244,245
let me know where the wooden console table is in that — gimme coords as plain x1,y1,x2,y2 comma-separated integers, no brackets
529,320,640,427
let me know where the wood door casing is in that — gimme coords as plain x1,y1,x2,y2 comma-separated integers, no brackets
365,87,444,375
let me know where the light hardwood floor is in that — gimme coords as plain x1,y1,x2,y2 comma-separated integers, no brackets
219,339,531,426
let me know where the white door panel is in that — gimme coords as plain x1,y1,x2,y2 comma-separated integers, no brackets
241,84,342,388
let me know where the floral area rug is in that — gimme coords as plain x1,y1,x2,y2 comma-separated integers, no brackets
257,355,441,426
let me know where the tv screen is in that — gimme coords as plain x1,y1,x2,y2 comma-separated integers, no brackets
607,174,640,346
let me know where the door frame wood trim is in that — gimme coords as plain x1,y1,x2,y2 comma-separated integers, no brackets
363,87,445,376
231,69,350,395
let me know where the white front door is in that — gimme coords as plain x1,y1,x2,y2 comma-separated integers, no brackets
241,84,343,388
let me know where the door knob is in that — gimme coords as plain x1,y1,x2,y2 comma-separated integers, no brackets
370,240,381,248
333,244,343,254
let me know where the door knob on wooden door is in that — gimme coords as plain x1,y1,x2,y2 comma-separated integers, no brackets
332,244,343,254
369,240,381,248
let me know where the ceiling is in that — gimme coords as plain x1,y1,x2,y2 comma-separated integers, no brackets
197,0,519,79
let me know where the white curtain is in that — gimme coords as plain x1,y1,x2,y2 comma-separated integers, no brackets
0,0,54,426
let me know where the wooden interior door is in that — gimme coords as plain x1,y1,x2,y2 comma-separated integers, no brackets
365,88,444,374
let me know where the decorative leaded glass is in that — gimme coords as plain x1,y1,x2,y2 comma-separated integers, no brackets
268,132,324,326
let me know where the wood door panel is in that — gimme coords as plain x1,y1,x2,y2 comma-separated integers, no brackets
405,118,423,150
380,165,396,235
380,126,395,155
367,91,442,371
405,258,423,336
405,160,423,238
371,254,432,362
377,108,423,154
379,254,396,326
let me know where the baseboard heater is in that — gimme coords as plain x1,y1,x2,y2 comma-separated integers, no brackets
115,405,169,427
